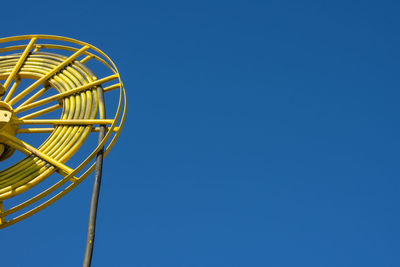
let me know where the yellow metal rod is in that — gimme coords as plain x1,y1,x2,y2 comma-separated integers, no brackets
2,38,37,91
19,104,61,120
18,85,50,107
0,201,5,224
103,83,121,92
3,79,21,102
15,74,118,113
17,126,119,133
1,133,74,175
18,119,114,125
80,55,94,64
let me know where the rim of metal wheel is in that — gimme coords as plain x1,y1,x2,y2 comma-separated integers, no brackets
0,35,126,229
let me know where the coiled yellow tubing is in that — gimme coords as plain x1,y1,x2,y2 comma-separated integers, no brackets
0,35,126,228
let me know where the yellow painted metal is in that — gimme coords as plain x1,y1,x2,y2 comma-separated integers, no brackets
18,119,114,125
2,38,37,92
0,35,126,228
15,74,118,113
8,45,90,105
17,126,119,133
0,201,5,223
3,79,20,103
19,104,61,120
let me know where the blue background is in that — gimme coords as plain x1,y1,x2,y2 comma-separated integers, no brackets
1,0,400,266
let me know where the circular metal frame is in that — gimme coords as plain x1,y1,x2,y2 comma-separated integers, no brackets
0,35,126,229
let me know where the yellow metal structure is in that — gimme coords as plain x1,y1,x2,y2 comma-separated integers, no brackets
0,35,126,228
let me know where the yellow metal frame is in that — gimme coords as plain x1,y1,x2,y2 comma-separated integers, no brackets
0,35,126,228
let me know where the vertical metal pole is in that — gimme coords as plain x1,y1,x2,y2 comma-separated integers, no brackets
83,86,106,267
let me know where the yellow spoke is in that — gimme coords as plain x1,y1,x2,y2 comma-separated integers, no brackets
18,126,119,134
80,55,94,64
33,45,42,53
17,119,114,125
91,126,119,132
18,85,50,107
2,38,37,93
19,104,61,120
9,45,90,105
0,133,74,176
17,128,54,133
15,74,118,113
0,201,5,224
103,83,121,93
3,79,21,102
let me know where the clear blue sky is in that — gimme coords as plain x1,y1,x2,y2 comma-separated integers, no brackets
1,0,399,266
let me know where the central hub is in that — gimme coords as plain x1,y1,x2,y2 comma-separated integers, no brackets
0,102,12,124
0,101,18,161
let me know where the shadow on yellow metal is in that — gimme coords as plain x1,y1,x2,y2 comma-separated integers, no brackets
0,35,126,229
